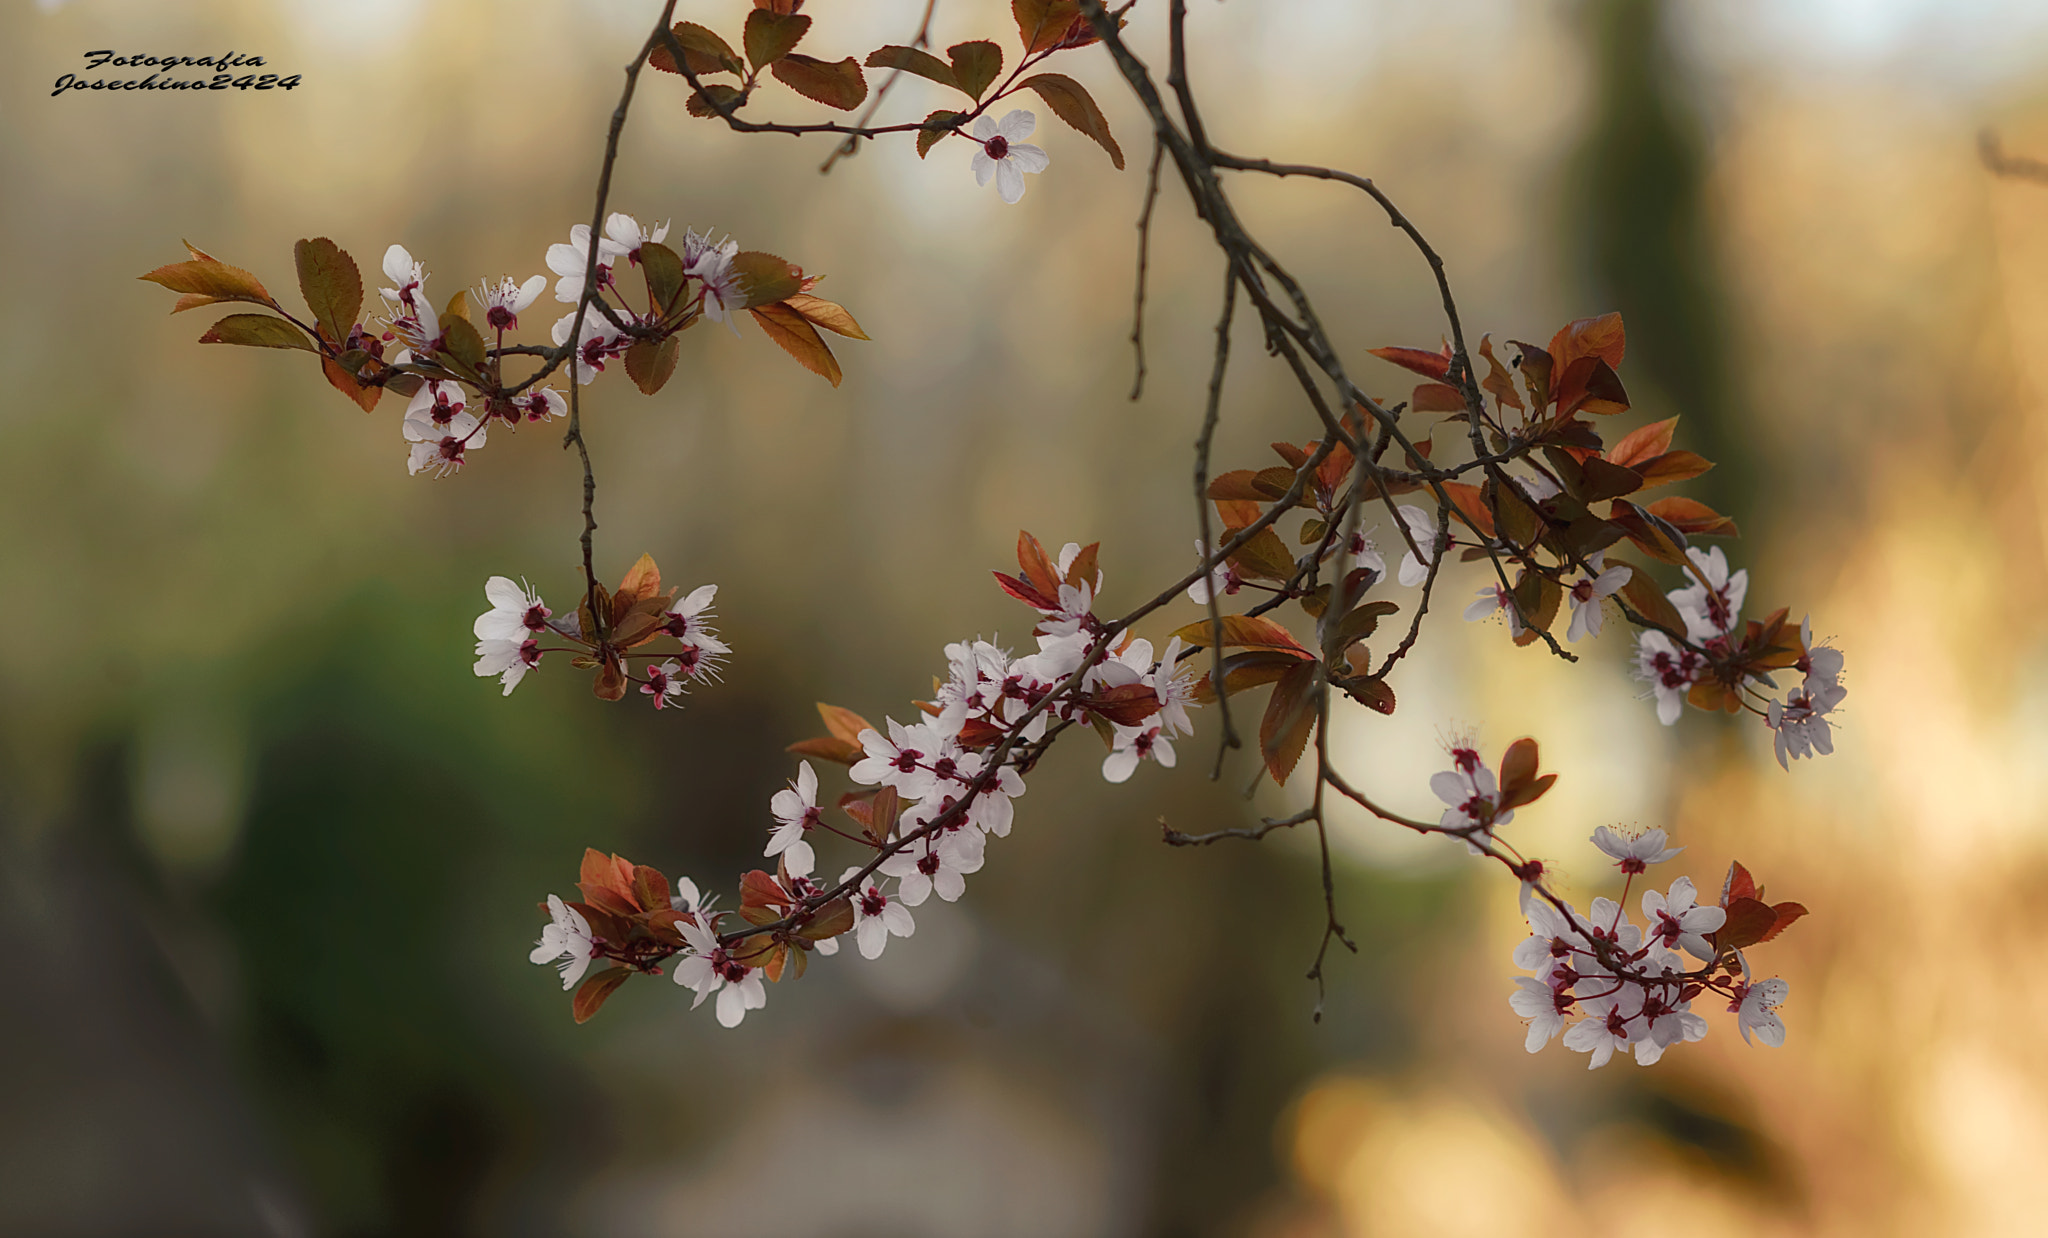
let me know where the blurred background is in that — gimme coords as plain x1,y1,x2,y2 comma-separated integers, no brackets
6,0,2048,1234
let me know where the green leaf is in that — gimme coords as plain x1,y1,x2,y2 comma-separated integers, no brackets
769,54,867,111
947,40,1002,100
1018,72,1123,168
917,110,962,158
744,9,811,70
866,44,958,91
624,336,680,395
198,313,314,351
293,237,362,343
730,250,802,309
640,241,686,314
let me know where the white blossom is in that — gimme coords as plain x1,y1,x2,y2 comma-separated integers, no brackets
529,894,597,990
767,761,822,878
970,109,1050,204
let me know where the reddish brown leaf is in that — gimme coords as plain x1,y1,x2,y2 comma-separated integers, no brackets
1368,345,1453,380
770,54,867,110
1410,381,1467,412
1606,416,1679,469
1720,860,1759,906
1758,901,1808,944
1441,481,1497,538
1712,897,1778,951
573,968,632,1023
800,896,855,941
817,703,877,745
140,242,276,312
782,293,869,339
946,41,1002,99
1084,682,1163,726
320,356,381,412
917,110,963,158
1632,451,1714,491
1645,496,1739,538
1019,72,1124,169
1012,0,1082,54
749,303,841,386
1168,614,1311,656
787,736,863,765
1499,737,1539,798
1259,659,1322,784
1546,312,1626,375
1016,530,1061,597
1618,563,1687,636
1191,648,1314,703
743,8,811,69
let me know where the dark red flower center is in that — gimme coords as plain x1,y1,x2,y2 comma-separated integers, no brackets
986,135,1010,160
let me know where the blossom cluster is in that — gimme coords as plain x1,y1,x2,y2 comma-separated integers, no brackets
471,555,726,704
527,534,1205,1025
1508,824,1802,1068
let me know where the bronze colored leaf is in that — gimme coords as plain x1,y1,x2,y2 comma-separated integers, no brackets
818,702,878,745
198,313,313,352
1546,312,1626,374
1410,381,1466,412
744,8,811,69
866,44,959,91
770,54,867,111
749,303,841,386
293,237,362,343
1632,450,1714,491
1367,345,1453,380
1019,72,1124,169
686,83,746,118
1342,675,1397,714
782,293,869,339
437,314,487,376
1016,531,1061,597
1644,496,1738,538
640,241,687,314
140,242,276,312
730,250,803,308
1192,648,1314,702
1606,416,1679,469
1259,659,1322,784
947,40,1002,99
800,896,855,941
624,336,681,395
1012,0,1081,54
786,736,863,765
1618,563,1686,635
572,968,632,1023
321,356,381,412
1168,613,1311,656
652,21,742,75
1321,600,1400,663
917,110,963,158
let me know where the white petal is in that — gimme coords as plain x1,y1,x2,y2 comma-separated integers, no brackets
997,109,1036,141
972,150,996,186
997,159,1026,204
1006,143,1049,174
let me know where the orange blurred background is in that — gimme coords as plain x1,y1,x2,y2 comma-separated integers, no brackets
5,1,2048,1234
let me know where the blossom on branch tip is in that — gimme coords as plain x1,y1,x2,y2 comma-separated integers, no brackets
1464,583,1528,638
1732,977,1789,1047
550,311,626,385
1509,976,1573,1052
971,110,1050,204
1562,984,1644,1069
1103,721,1176,783
880,828,984,906
379,243,432,325
1563,551,1628,643
1798,615,1845,694
1591,825,1681,874
473,638,541,695
767,761,822,879
474,576,551,643
514,387,568,423
687,233,743,332
477,274,545,332
663,584,731,680
1187,539,1246,605
529,894,596,990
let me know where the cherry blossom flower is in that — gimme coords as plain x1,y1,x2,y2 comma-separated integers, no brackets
1394,504,1442,587
1634,630,1703,725
529,894,596,990
1431,743,1513,847
546,222,626,304
474,576,551,643
1590,825,1682,874
663,584,723,648
971,109,1050,204
844,868,915,959
1187,539,1246,605
1633,977,1708,1065
1732,977,1789,1047
767,761,822,878
1798,615,1845,693
880,827,984,906
378,243,433,325
1464,583,1528,638
473,638,541,695
849,718,952,799
686,232,744,332
403,381,486,477
1668,546,1747,642
672,917,766,1028
1641,876,1726,960
1512,897,1587,988
512,387,568,423
550,311,627,385
476,274,545,332
1103,721,1176,783
603,211,670,264
1150,635,1201,739
1509,976,1574,1052
640,659,687,709
1563,551,1629,643
1344,530,1388,587
1768,678,1846,769
672,875,709,917
1562,984,1644,1069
